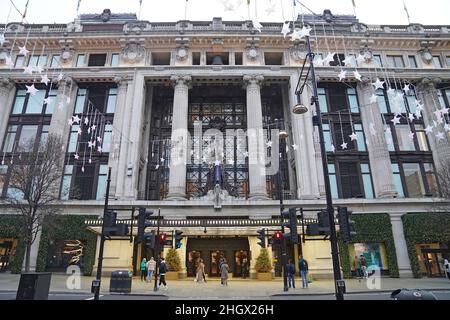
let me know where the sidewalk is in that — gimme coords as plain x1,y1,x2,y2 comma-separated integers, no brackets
0,273,449,299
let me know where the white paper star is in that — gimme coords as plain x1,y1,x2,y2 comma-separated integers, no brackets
97,136,102,143
425,125,434,134
385,126,392,134
353,70,362,81
81,166,85,173
155,164,160,170
5,55,14,69
372,78,385,90
408,113,415,122
77,128,82,135
323,52,335,66
72,115,81,124
331,144,336,153
243,151,249,158
160,157,165,163
266,141,273,148
434,109,443,119
440,107,449,115
436,132,445,141
408,131,415,140
338,70,347,81
415,111,422,119
340,142,348,150
40,74,50,86
387,87,395,96
91,124,97,131
0,34,4,46
299,25,312,38
356,54,366,65
403,83,410,94
88,141,95,148
67,119,73,126
214,159,221,166
74,153,79,160
25,84,38,96
281,22,290,38
23,66,34,75
444,123,450,132
391,116,401,125
313,56,323,67
43,97,52,105
292,144,298,150
18,45,29,56
349,132,358,141
228,159,235,165
84,117,89,125
291,29,302,42
369,94,378,103
252,19,263,32
343,55,356,67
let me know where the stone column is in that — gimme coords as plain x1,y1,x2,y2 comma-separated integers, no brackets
288,75,320,199
0,78,15,146
49,76,77,149
167,75,192,200
417,77,450,173
108,76,131,197
243,74,268,200
357,79,397,198
390,213,413,277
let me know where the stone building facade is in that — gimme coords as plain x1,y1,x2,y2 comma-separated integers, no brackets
0,9,449,279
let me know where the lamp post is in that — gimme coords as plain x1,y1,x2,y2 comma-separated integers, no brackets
293,33,345,300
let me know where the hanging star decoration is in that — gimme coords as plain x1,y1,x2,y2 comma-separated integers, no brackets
338,70,347,81
330,144,336,153
408,113,415,122
281,22,290,38
252,19,263,32
372,78,385,90
369,123,377,136
415,110,422,119
340,142,348,150
292,144,298,150
291,29,302,42
160,157,165,163
97,136,102,143
18,45,30,56
43,96,52,105
266,140,273,148
323,52,335,66
5,55,14,69
72,115,81,124
436,132,445,141
299,25,312,38
155,164,160,169
214,159,221,166
97,146,103,153
403,83,410,94
0,34,4,46
356,53,366,65
74,153,79,160
23,66,34,75
408,131,415,140
440,107,449,115
386,87,395,96
67,118,73,126
342,55,356,67
444,123,450,132
40,74,50,86
88,141,95,148
84,117,89,125
77,127,82,135
391,116,401,125
385,126,392,134
243,151,249,158
349,132,358,141
369,94,378,103
434,109,443,120
425,125,434,134
353,70,362,81
25,84,38,96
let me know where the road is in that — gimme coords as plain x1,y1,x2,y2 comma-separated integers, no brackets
1,290,449,300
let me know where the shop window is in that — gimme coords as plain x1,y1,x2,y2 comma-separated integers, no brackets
351,243,388,271
88,53,107,67
46,239,86,271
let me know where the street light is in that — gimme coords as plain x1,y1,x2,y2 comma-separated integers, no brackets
292,102,309,115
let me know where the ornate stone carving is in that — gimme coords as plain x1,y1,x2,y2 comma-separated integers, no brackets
245,45,260,61
60,47,75,63
290,43,307,62
170,75,192,89
176,45,189,61
124,22,149,35
419,48,433,64
121,42,146,64
243,74,264,88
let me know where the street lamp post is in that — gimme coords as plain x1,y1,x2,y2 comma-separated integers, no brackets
300,34,344,300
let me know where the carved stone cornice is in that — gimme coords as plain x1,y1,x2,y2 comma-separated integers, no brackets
170,75,192,89
418,77,442,90
243,74,264,88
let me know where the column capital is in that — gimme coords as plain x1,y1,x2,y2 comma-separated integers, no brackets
358,76,372,86
170,74,192,88
114,75,132,87
243,74,264,88
418,77,442,89
55,76,74,89
0,77,14,89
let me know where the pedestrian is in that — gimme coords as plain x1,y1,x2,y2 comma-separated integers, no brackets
158,257,168,290
360,255,368,279
220,258,229,286
287,259,296,289
298,255,309,288
140,258,147,282
146,257,156,283
218,257,225,284
195,258,206,283
354,255,362,280
242,258,248,279
444,258,450,281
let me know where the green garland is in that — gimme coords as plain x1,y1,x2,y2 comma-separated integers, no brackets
0,215,26,273
338,213,399,279
35,215,98,276
402,212,450,278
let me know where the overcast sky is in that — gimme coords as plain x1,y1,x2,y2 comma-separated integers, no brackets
0,0,449,26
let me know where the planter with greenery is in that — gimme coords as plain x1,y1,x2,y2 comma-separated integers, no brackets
402,212,450,278
165,248,182,280
338,213,399,279
36,215,98,276
254,248,273,280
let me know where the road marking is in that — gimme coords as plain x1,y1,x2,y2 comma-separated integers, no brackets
85,295,103,300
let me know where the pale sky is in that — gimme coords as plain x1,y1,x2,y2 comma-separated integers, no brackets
0,0,449,26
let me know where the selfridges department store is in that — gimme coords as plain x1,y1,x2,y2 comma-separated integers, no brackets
0,9,449,280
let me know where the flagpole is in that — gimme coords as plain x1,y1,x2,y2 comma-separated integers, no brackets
403,0,411,24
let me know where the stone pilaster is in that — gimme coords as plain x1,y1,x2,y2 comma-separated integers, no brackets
289,75,320,199
390,214,413,277
109,76,131,197
243,74,268,200
167,75,192,200
417,77,450,173
0,78,15,146
23,227,41,272
357,79,397,198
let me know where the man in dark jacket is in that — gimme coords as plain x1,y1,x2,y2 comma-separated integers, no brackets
158,258,168,290
286,259,296,289
298,255,309,288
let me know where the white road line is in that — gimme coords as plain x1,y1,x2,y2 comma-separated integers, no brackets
85,295,103,300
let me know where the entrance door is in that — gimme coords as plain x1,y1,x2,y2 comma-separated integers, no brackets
210,250,225,277
422,252,444,277
233,250,249,277
187,251,202,277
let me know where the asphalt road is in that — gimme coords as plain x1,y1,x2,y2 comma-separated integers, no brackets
1,290,449,300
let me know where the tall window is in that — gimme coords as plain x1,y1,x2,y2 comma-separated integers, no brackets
391,164,404,197
111,53,120,67
28,55,47,68
373,55,382,67
76,54,86,67
393,162,438,198
408,55,417,68
433,56,442,68
336,162,373,199
386,55,405,68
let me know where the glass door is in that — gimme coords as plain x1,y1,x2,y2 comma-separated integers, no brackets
210,250,225,277
187,250,202,277
234,250,249,277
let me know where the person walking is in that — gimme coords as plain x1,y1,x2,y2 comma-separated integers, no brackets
354,255,362,280
241,258,249,279
158,257,168,290
146,257,156,283
360,255,368,279
298,255,309,288
220,258,229,286
140,258,147,282
287,259,296,289
444,258,450,281
195,258,207,283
